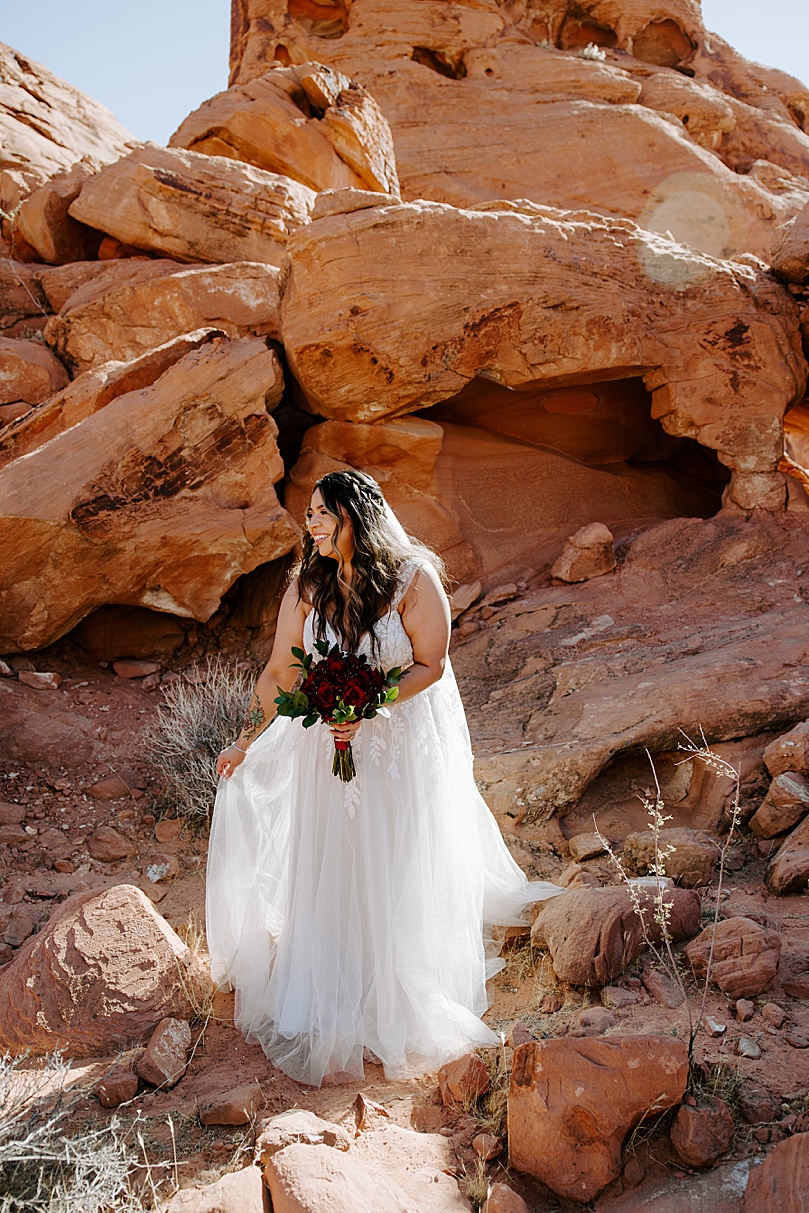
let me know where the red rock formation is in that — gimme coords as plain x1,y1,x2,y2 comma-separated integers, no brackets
508,1035,688,1201
69,145,316,267
0,41,135,221
281,197,805,512
0,885,210,1055
685,916,782,997
530,884,700,985
228,1,809,259
0,336,297,651
171,62,398,196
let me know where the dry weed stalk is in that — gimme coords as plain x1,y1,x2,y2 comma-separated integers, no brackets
594,731,742,1066
145,656,255,828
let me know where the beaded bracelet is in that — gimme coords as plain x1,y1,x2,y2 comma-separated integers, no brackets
220,742,248,755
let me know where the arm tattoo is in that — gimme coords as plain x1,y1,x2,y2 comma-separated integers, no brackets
241,692,266,740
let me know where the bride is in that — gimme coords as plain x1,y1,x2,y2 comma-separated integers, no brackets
206,470,561,1087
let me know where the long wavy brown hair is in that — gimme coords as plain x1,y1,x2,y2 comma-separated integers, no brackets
295,470,445,655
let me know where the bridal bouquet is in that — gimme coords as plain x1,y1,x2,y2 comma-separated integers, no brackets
274,641,402,781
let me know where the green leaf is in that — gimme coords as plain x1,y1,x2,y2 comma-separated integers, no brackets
302,714,319,728
291,646,306,661
314,639,330,657
385,687,400,702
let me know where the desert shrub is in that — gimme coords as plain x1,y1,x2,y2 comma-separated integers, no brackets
0,1053,141,1213
145,656,255,829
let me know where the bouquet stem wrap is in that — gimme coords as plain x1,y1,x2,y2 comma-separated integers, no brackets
332,738,356,782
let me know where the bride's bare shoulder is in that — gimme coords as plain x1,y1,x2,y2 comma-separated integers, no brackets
282,578,313,616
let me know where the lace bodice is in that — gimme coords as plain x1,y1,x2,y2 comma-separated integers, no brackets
301,557,422,672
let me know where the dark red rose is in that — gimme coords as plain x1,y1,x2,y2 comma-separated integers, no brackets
342,679,371,709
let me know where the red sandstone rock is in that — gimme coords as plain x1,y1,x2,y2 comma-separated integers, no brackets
738,1081,775,1125
4,910,35,948
0,42,134,195
736,998,756,1021
256,1110,351,1166
0,885,211,1055
472,1132,503,1160
623,826,719,887
642,968,685,1008
505,1022,536,1049
571,1007,617,1036
95,1059,139,1108
44,261,280,375
531,885,700,986
744,1132,809,1212
0,337,296,652
0,803,25,826
750,772,809,838
70,145,315,267
199,1082,262,1126
551,523,616,583
483,1185,529,1213
437,1052,490,1106
113,659,159,679
263,1145,405,1211
155,819,182,843
670,1098,735,1167
137,1017,192,1088
685,917,781,998
17,671,62,691
86,826,136,861
162,1165,267,1213
772,203,809,283
281,200,803,513
71,604,185,663
86,771,138,800
761,1001,786,1028
171,62,398,196
568,832,607,861
767,814,809,895
0,336,67,407
763,721,809,778
508,1035,688,1202
10,164,102,265
783,974,809,999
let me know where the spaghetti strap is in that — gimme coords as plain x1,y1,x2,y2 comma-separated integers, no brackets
392,556,425,608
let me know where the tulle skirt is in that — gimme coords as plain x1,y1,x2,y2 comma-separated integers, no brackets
205,663,562,1086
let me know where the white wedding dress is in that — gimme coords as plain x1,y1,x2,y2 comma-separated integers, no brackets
206,557,562,1086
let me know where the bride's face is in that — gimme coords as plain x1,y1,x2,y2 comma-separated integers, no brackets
306,488,355,563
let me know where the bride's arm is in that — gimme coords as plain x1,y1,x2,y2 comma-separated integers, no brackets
216,581,308,777
395,564,451,704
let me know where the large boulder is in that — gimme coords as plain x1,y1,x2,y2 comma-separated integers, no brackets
171,61,398,196
228,5,809,259
530,885,700,986
0,41,134,208
0,336,68,407
69,144,315,267
0,328,225,465
744,1132,809,1212
0,336,298,651
0,884,211,1055
749,772,809,839
763,721,809,778
43,260,281,374
160,1163,266,1213
685,917,781,998
508,1035,688,1202
623,827,719,887
468,514,809,819
771,203,809,284
281,198,805,510
9,163,102,265
766,814,809,895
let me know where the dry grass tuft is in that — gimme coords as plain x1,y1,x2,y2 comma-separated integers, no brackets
145,656,255,829
462,1156,490,1211
0,1052,144,1212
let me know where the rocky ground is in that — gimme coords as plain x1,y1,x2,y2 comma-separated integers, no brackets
1,510,807,1211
